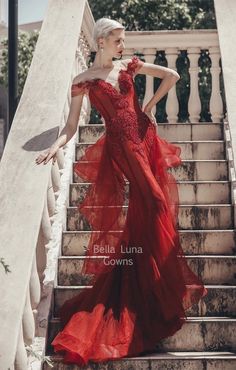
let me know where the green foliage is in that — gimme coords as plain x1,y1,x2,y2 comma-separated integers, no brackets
0,30,39,97
89,0,216,30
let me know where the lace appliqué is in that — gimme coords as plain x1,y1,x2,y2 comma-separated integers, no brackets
71,81,91,96
71,56,142,98
106,108,155,165
126,55,144,77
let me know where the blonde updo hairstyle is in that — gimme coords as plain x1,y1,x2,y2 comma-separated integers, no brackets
92,17,125,52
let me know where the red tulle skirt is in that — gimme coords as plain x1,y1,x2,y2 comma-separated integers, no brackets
51,124,208,366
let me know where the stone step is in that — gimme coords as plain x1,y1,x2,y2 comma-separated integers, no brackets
43,352,236,370
54,285,236,318
70,181,231,206
79,123,223,143
76,140,226,161
47,317,236,354
57,255,236,286
67,205,233,231
62,229,236,256
73,159,229,182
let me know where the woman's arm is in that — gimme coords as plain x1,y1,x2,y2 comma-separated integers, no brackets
35,88,85,165
54,93,84,148
138,62,180,114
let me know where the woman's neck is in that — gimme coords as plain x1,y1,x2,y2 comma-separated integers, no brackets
92,52,114,69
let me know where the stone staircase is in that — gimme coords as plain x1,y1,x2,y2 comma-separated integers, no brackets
44,122,236,369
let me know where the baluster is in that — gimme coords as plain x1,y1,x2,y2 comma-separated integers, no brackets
188,47,201,122
14,322,28,370
30,254,41,310
56,147,65,170
124,49,134,59
209,47,223,123
36,224,47,283
165,48,179,123
42,197,52,242
51,160,61,193
63,97,70,124
143,49,156,115
22,285,35,345
47,175,56,217
30,254,41,342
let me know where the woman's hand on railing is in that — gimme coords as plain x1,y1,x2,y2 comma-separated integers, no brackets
35,144,60,165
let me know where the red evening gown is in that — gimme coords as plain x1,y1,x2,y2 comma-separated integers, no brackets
51,56,208,366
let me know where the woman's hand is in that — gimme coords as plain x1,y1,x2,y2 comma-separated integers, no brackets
143,107,158,127
35,144,60,165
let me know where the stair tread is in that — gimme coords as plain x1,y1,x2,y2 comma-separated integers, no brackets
68,204,233,207
80,122,223,125
55,284,236,289
77,140,225,144
63,229,236,233
51,316,236,322
75,159,228,162
182,159,227,162
72,180,230,184
48,351,236,360
58,254,236,259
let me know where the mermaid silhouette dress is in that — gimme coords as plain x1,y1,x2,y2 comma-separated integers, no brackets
51,56,208,366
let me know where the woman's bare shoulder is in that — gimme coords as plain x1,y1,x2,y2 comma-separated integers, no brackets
72,70,93,85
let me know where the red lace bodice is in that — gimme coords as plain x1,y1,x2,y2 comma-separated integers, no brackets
71,56,156,153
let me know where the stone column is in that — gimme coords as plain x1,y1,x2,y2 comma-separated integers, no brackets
165,47,179,123
209,47,223,123
188,47,201,122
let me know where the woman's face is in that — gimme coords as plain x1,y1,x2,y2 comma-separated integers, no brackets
100,28,125,58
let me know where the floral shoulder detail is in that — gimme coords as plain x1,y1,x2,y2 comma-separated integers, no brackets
71,80,91,97
126,56,145,76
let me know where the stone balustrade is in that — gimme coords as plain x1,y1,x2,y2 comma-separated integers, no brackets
0,0,93,368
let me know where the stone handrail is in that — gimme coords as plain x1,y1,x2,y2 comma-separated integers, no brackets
0,0,93,368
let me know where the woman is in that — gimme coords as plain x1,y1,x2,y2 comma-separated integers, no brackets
36,17,207,367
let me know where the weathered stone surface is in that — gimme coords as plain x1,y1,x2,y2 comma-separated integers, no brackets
67,205,233,231
62,230,236,256
76,140,225,161
79,124,223,143
54,286,236,317
58,257,94,286
170,160,228,181
57,256,236,285
177,205,233,230
43,355,236,370
70,181,230,206
70,183,130,206
48,318,236,353
74,160,228,183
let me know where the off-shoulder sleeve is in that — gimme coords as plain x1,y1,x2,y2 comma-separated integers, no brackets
127,56,144,76
71,81,89,97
